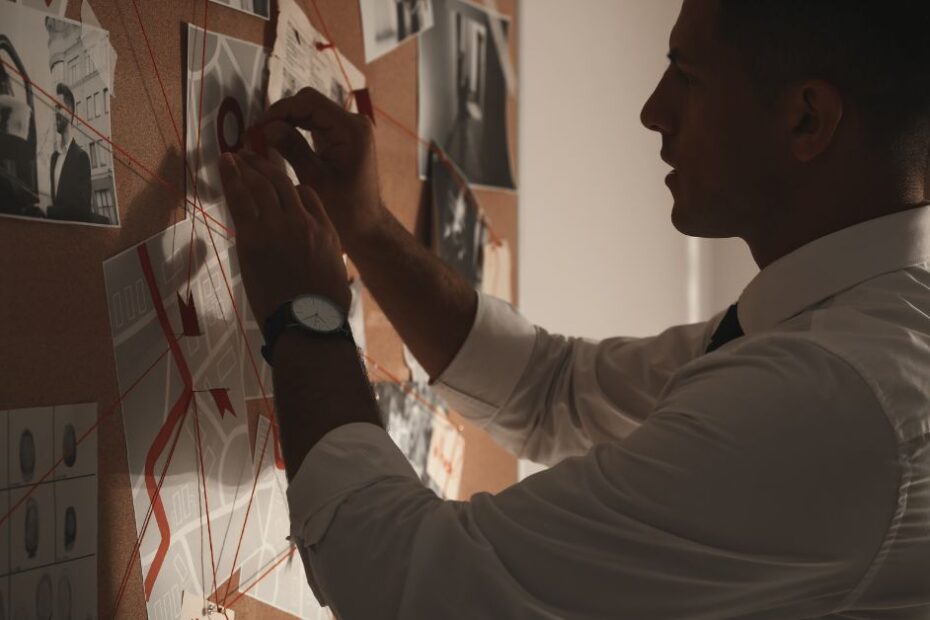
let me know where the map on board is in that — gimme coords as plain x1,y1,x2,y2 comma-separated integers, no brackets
103,208,258,620
238,417,329,618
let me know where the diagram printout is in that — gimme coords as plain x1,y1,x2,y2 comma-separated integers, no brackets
104,208,258,620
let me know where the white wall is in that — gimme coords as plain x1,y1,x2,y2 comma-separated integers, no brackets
516,0,758,478
517,0,691,342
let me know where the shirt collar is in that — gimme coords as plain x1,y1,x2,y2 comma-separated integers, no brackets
737,204,930,334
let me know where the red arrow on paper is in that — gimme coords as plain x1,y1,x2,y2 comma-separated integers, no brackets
177,291,202,337
209,388,237,419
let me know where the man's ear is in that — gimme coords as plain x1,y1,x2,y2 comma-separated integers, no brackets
778,79,845,163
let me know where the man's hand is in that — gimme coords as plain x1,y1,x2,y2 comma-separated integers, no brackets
259,88,387,255
217,150,350,325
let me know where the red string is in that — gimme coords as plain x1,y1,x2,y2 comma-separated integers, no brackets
303,0,505,247
224,545,298,609
193,398,220,605
305,0,356,94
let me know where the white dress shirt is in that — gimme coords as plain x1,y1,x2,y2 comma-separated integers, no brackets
287,205,930,619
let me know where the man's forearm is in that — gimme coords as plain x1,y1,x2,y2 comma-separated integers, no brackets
272,331,383,481
345,210,478,380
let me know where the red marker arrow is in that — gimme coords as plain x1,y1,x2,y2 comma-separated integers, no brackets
209,388,236,419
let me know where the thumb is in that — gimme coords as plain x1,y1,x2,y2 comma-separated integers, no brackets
262,121,326,187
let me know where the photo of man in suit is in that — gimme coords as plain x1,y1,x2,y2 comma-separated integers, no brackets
45,83,92,223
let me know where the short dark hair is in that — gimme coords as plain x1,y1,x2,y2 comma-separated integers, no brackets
56,82,75,112
718,1,930,151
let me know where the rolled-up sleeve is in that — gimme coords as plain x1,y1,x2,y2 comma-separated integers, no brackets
287,335,900,619
432,293,721,465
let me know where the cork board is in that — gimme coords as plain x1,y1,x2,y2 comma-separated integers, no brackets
0,0,519,617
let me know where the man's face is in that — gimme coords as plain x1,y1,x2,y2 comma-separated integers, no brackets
641,0,785,240
55,100,72,134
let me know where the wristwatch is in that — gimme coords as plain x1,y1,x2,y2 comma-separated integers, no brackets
261,294,354,365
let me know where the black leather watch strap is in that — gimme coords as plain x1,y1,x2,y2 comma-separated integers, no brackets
260,300,354,365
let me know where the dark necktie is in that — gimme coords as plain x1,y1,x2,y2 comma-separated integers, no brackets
705,303,744,354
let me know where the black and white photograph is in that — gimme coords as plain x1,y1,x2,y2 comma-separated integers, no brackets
54,476,96,561
9,407,53,489
374,382,435,481
186,24,267,213
418,0,514,189
8,555,96,620
9,484,54,573
209,0,270,20
0,1,119,226
360,0,435,63
9,570,53,620
1,405,98,614
58,556,97,619
430,144,486,288
53,402,96,479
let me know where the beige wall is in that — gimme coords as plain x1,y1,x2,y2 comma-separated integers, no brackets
517,0,691,342
516,0,759,476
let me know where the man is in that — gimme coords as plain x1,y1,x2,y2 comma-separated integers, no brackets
396,0,426,41
219,1,930,617
46,83,92,223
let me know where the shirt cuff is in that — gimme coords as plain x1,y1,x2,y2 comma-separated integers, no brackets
286,422,419,547
431,292,538,425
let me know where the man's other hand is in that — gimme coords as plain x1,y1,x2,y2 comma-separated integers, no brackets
218,150,350,325
259,87,387,255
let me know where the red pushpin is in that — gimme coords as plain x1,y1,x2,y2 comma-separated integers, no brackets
246,124,269,158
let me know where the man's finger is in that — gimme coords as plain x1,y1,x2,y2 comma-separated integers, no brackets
296,184,336,232
261,120,326,187
235,154,283,222
262,87,351,135
218,153,260,229
240,150,305,218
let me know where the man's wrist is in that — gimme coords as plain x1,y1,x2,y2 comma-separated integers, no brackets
271,329,382,480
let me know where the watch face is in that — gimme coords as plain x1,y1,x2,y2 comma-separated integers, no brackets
291,295,345,333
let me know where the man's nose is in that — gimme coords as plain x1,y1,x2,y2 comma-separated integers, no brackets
640,71,675,135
